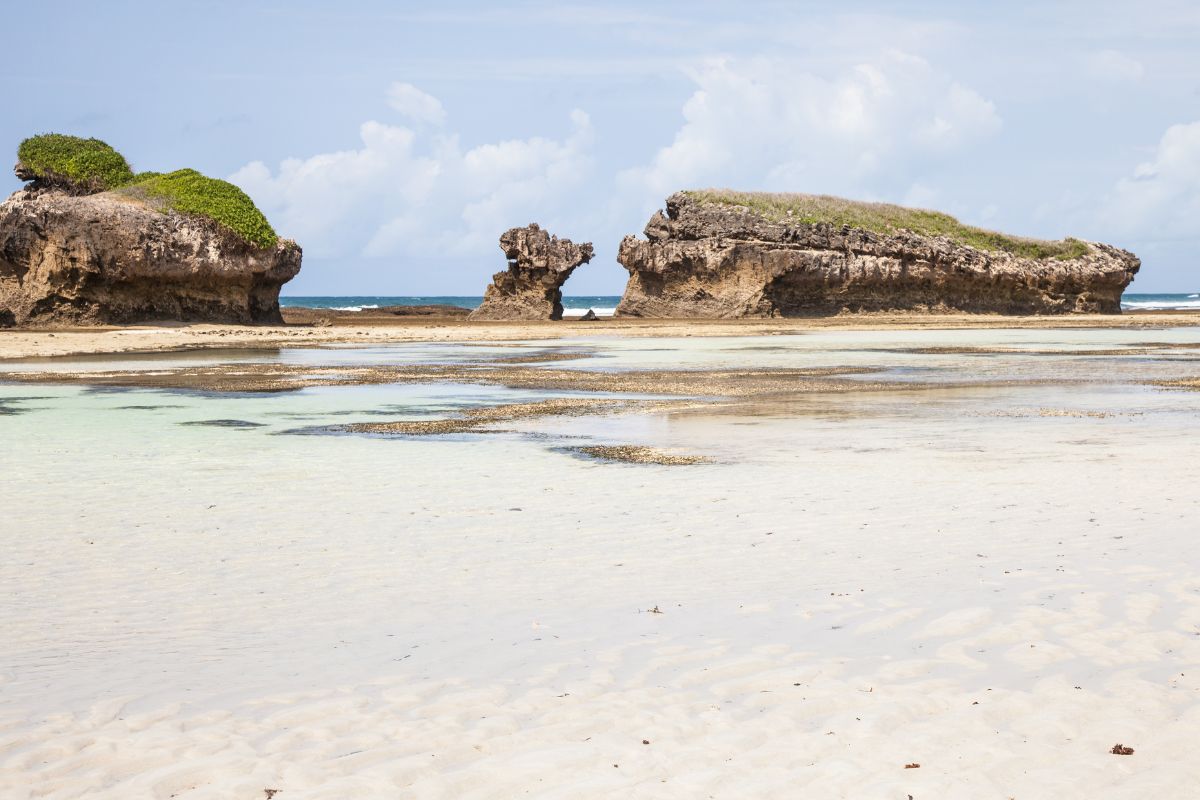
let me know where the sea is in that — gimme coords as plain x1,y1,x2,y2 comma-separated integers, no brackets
280,293,1200,314
281,295,622,317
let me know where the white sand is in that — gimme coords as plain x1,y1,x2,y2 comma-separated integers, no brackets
3,310,1199,361
2,329,1200,798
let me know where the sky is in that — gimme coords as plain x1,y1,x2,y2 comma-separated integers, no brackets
2,0,1198,294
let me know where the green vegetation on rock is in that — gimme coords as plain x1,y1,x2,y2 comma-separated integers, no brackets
15,134,279,249
119,169,278,249
684,190,1090,261
17,134,135,192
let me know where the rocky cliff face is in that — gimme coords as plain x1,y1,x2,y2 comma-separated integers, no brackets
469,224,594,321
0,179,300,327
616,193,1140,317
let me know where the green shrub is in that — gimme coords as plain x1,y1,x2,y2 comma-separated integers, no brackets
15,135,279,249
684,190,1090,261
17,133,135,191
121,169,278,249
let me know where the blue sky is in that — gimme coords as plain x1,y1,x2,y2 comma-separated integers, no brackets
2,1,1198,294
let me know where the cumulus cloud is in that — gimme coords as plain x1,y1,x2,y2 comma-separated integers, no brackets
230,96,593,261
1099,120,1200,238
617,51,1000,211
386,82,447,126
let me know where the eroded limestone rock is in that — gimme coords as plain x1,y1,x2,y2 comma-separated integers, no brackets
616,192,1140,317
0,174,300,327
469,224,593,321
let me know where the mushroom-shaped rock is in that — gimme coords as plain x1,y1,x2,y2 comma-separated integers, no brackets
469,224,594,321
1,135,300,327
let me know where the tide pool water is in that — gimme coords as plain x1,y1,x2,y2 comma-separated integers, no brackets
4,327,1200,797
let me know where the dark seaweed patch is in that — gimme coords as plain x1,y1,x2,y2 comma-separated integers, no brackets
0,396,53,415
116,404,185,410
178,419,266,428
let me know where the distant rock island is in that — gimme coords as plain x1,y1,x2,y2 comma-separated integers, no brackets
0,134,300,327
616,191,1140,317
469,224,593,320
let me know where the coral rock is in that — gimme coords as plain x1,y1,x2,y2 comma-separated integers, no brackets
469,224,593,321
0,182,300,327
615,192,1140,317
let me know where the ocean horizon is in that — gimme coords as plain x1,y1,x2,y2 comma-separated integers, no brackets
281,292,1200,313
281,295,624,316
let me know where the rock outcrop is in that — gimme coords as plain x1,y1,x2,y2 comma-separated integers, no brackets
0,168,300,327
469,224,593,321
616,192,1140,317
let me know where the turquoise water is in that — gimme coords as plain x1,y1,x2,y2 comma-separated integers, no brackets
280,293,1200,312
1120,292,1200,310
4,328,1200,797
281,295,623,313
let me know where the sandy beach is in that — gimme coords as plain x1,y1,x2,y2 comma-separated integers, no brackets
6,0,1200,794
2,308,1199,362
3,317,1200,798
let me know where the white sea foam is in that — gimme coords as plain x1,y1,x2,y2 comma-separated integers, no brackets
561,307,617,318
1123,299,1200,310
330,304,381,312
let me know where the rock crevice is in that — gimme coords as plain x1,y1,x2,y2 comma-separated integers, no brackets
616,192,1140,317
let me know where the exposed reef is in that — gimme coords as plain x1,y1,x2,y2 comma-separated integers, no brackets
616,191,1140,317
469,224,593,320
1,134,299,327
281,304,470,327
566,445,712,465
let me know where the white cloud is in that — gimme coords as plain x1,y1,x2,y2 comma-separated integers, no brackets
1099,120,1200,238
617,51,1000,212
231,97,592,260
386,82,447,126
902,182,940,209
1084,50,1146,82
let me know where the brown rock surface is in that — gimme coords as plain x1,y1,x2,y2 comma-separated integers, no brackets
282,304,470,326
0,182,301,327
468,224,593,320
616,192,1140,317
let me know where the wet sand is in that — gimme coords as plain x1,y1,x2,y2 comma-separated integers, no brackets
2,309,1199,362
3,323,1200,798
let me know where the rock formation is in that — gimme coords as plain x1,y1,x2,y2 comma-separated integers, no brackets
1,140,300,327
616,192,1140,317
469,224,593,320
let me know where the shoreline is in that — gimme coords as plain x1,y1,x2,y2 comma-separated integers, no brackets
2,309,1200,362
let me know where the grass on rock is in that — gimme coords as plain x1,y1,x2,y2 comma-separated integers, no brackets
16,134,278,249
684,190,1090,260
119,169,278,249
17,134,134,192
